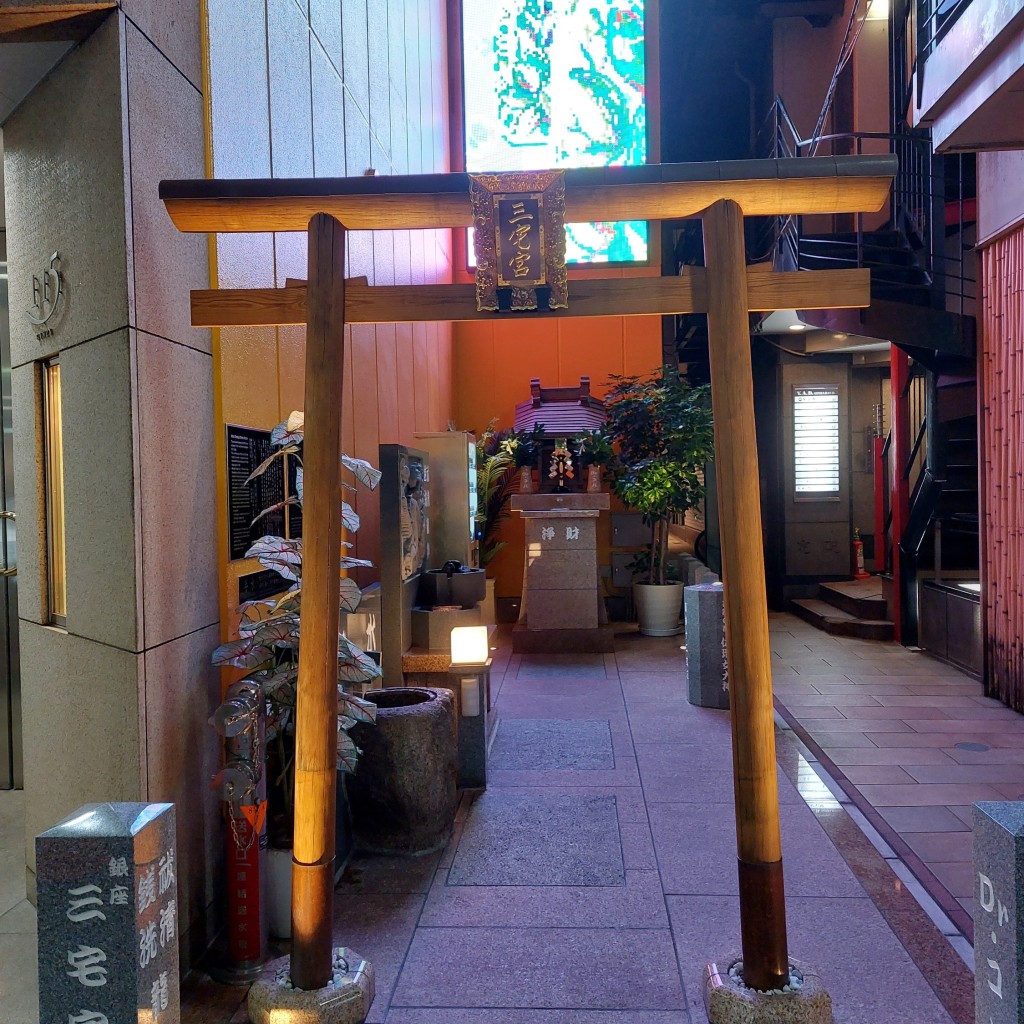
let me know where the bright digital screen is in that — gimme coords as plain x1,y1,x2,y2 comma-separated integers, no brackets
793,386,841,500
461,0,648,264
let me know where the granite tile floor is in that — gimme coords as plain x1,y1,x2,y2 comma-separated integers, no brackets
0,620,1005,1023
768,610,1022,938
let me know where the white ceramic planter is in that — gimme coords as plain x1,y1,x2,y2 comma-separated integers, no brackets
634,581,684,636
266,846,292,939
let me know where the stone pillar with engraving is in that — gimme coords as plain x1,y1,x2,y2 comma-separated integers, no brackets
974,802,1024,1024
37,802,179,1024
685,582,729,709
511,492,611,653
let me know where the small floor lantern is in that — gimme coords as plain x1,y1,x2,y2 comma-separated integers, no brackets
449,626,491,789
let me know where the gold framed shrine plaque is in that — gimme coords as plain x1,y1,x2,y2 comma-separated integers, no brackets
470,170,568,312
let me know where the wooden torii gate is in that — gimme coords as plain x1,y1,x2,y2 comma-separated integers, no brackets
160,155,895,994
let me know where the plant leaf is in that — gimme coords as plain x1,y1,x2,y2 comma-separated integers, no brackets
272,412,304,447
246,536,303,582
244,444,298,485
340,555,373,570
211,635,273,669
339,652,382,683
339,576,362,613
295,467,303,506
339,690,377,724
251,496,298,527
336,726,361,773
341,501,359,532
342,454,382,490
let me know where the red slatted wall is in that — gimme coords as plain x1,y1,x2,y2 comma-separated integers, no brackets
981,227,1024,710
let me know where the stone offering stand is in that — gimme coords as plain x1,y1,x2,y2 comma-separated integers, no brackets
511,492,612,653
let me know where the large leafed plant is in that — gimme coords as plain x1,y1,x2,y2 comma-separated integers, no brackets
602,367,714,586
211,411,382,846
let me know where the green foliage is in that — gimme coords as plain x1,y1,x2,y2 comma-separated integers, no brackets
474,420,517,568
211,411,382,845
571,429,614,466
602,367,714,586
500,422,547,468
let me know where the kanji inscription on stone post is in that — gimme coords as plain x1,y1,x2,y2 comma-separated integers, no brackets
973,802,1024,1024
37,802,180,1024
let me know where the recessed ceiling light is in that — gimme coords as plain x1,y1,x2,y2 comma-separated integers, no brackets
788,323,807,331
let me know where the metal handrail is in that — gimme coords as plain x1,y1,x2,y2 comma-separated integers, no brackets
917,0,973,62
759,96,977,316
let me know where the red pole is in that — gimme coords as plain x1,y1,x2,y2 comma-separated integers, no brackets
890,348,910,644
872,436,886,573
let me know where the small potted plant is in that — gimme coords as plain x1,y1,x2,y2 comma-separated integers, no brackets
572,430,615,492
502,423,546,493
210,411,382,935
602,367,714,635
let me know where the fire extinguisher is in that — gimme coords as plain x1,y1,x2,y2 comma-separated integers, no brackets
853,527,870,579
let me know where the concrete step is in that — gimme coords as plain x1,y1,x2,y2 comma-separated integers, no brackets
791,598,895,641
818,579,887,619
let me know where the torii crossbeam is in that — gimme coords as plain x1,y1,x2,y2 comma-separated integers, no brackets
161,155,896,996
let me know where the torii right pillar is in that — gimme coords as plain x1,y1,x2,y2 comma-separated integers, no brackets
702,199,792,995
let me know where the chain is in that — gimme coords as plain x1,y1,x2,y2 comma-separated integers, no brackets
226,781,257,856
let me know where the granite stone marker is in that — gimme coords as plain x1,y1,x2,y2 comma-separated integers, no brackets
685,582,729,710
37,802,179,1024
974,802,1024,1024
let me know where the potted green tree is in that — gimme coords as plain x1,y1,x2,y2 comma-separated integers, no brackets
210,410,382,935
602,367,714,636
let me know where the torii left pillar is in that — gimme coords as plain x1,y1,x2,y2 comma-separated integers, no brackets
248,213,375,1023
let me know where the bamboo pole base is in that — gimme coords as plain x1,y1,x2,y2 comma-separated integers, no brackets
291,857,337,990
703,956,833,1024
737,859,789,991
248,946,375,1024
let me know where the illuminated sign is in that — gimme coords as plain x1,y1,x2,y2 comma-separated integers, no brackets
461,0,648,264
793,385,841,500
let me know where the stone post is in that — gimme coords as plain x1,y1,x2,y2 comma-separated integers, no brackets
37,802,179,1024
974,802,1024,1024
685,582,729,710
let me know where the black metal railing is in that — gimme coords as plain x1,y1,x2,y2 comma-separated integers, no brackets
757,96,977,318
917,0,973,63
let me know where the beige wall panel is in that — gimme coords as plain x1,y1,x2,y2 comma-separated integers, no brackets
311,35,346,178
143,622,223,952
121,0,203,90
10,364,45,625
277,325,306,420
274,230,307,288
268,0,314,179
61,330,140,651
388,3,409,176
21,621,142,873
3,13,129,369
219,325,281,428
135,330,218,647
207,0,272,178
979,150,1024,243
367,0,391,161
217,232,276,290
344,101,373,179
310,0,342,72
342,0,370,121
126,21,211,354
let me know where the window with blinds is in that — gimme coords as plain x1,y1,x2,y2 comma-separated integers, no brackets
43,360,67,626
793,385,840,502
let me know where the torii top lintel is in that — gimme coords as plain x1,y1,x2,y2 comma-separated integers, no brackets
159,155,897,234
